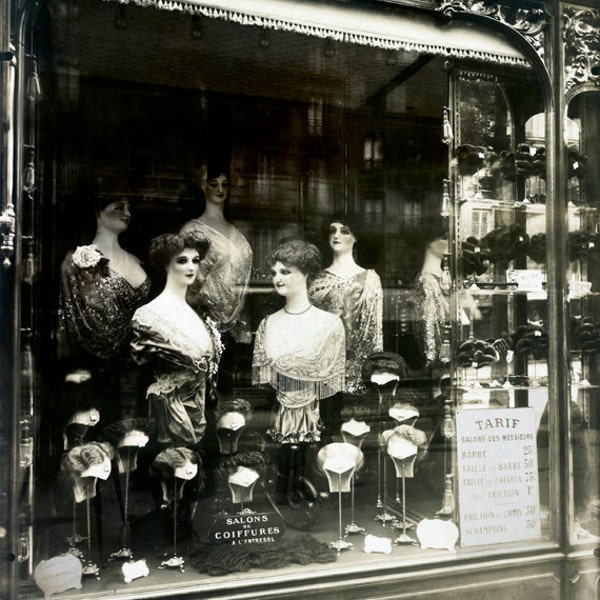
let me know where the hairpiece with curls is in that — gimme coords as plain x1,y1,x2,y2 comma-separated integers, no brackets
149,232,211,272
151,447,201,479
267,240,321,279
61,441,115,481
215,450,268,483
214,398,253,421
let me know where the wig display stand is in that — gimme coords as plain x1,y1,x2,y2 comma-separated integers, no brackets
158,478,185,574
393,471,415,545
216,411,246,455
384,428,424,545
388,404,419,510
109,446,138,561
81,496,101,579
370,373,399,525
331,472,353,553
374,446,394,526
318,443,363,553
341,420,370,536
228,467,259,514
66,498,86,558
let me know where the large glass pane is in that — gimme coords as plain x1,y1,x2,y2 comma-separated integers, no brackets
453,67,553,546
20,2,552,598
565,91,600,545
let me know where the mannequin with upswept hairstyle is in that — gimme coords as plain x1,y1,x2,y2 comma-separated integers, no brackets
131,231,221,447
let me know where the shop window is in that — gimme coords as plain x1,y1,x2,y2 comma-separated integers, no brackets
12,2,572,598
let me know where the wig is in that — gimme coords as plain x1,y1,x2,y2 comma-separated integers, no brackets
149,232,211,272
151,447,201,479
100,418,156,448
216,450,268,481
214,398,253,422
60,441,115,481
361,351,409,383
267,240,322,279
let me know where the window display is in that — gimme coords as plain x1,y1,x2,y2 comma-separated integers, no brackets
4,1,599,599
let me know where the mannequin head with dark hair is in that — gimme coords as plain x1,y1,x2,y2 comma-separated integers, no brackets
149,232,210,274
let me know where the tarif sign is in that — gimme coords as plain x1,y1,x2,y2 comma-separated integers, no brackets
456,407,541,547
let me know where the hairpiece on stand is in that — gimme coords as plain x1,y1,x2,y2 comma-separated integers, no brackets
388,402,419,424
361,351,408,384
317,443,364,553
482,224,529,264
61,442,115,503
216,450,267,485
569,230,598,262
457,339,500,369
100,418,156,473
567,147,589,180
527,233,547,265
381,425,428,473
509,323,549,361
454,144,484,176
461,237,491,277
60,370,99,450
152,447,201,480
215,450,267,506
572,317,600,354
340,401,373,424
214,398,253,455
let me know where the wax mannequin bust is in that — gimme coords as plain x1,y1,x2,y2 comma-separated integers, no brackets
309,217,383,394
61,441,115,503
412,223,451,368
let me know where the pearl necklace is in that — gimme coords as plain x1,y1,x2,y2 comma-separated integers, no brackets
283,304,312,315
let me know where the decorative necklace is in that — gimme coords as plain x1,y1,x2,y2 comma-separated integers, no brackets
284,304,312,315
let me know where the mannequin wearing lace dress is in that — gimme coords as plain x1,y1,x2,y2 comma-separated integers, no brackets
131,232,221,447
180,162,252,341
253,240,345,503
413,234,450,368
180,162,252,394
309,218,383,394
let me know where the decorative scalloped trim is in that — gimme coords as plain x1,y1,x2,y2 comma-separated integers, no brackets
104,0,529,67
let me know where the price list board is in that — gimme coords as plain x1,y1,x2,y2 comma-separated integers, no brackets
456,407,541,547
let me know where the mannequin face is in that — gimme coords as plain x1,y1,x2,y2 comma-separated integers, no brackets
328,222,356,254
203,173,229,207
271,261,307,298
174,461,198,480
81,456,111,480
428,237,449,259
167,248,200,287
96,199,131,235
